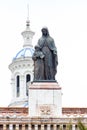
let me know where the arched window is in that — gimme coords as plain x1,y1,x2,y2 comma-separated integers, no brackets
26,74,30,82
26,74,31,96
16,75,20,97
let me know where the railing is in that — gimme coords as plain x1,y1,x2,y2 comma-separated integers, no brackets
0,117,87,130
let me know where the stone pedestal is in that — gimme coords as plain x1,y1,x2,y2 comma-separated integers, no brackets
29,81,62,117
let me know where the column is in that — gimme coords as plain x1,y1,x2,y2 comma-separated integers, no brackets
20,75,25,98
3,124,6,130
35,125,38,130
16,124,19,130
9,124,13,130
28,124,31,130
54,124,57,130
22,124,25,130
41,125,44,130
72,124,75,130
11,77,15,98
47,124,50,130
60,124,63,130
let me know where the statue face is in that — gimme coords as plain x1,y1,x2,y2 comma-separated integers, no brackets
36,47,40,51
35,46,40,51
42,29,48,36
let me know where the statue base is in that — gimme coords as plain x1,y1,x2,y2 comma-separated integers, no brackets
28,81,62,117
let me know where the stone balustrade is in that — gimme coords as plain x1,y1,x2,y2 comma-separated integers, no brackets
0,117,87,130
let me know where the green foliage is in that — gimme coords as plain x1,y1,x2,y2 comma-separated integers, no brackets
78,121,87,130
66,123,72,130
60,126,62,130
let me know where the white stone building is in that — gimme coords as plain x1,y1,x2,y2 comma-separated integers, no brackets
9,17,34,107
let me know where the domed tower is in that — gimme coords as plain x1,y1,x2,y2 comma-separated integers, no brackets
8,17,35,107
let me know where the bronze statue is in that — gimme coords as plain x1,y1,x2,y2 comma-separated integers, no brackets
32,45,45,80
32,27,58,81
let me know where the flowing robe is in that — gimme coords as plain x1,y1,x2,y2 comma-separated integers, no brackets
32,51,44,80
37,36,58,80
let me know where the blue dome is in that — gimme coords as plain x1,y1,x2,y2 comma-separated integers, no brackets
13,47,34,61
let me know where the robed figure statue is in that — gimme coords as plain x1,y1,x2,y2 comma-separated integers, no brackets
32,27,58,81
32,45,45,80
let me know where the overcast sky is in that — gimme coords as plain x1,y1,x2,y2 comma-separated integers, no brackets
0,0,87,107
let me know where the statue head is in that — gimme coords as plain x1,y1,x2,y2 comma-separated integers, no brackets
35,45,41,51
41,27,49,37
